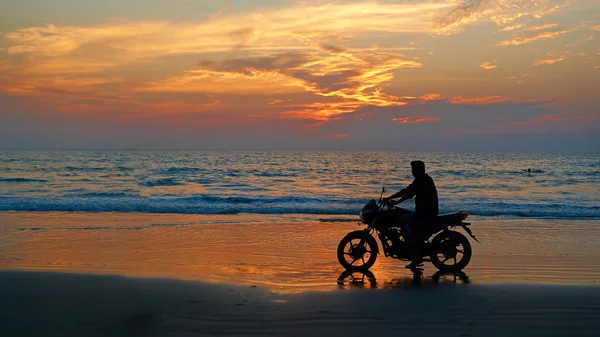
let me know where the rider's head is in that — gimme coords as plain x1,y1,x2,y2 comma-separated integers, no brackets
411,160,426,178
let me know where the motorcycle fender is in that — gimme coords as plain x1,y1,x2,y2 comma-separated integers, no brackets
461,222,480,243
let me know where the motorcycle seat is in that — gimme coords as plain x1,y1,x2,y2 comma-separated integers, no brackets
412,212,463,227
436,212,463,219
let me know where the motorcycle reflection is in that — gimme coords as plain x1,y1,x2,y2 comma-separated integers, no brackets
336,269,470,289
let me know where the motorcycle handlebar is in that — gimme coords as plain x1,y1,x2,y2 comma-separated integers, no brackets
380,199,401,206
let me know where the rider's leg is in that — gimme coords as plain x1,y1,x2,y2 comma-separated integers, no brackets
399,213,424,269
397,213,414,244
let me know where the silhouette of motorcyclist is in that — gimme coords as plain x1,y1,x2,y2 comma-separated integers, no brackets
382,160,439,269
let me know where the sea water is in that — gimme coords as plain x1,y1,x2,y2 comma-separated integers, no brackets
1,151,598,220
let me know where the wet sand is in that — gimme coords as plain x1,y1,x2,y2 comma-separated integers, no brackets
2,271,600,337
2,212,600,336
1,212,600,291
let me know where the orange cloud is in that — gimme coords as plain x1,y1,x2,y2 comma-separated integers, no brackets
0,0,587,131
479,61,497,70
500,24,525,32
2,2,442,123
282,102,365,121
496,29,569,46
534,56,565,66
419,93,443,101
141,47,419,120
591,25,600,31
393,117,439,124
433,0,570,35
526,23,559,31
407,93,512,106
449,96,510,105
321,134,350,139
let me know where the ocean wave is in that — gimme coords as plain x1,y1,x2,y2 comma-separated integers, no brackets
0,196,598,219
141,178,183,187
68,191,140,198
158,167,205,175
65,166,108,172
0,177,48,183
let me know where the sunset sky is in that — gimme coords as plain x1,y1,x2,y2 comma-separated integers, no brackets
1,0,599,151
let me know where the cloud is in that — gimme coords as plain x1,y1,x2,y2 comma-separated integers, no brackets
268,99,284,105
0,60,12,71
0,2,444,122
419,93,443,101
592,25,600,31
496,29,569,46
0,0,594,141
318,43,346,54
479,61,497,70
500,23,525,32
448,96,510,105
403,93,512,106
228,27,255,46
431,0,487,35
313,98,598,145
321,133,350,139
432,0,570,35
526,23,559,31
534,56,565,65
3,2,448,60
142,47,420,120
393,117,440,124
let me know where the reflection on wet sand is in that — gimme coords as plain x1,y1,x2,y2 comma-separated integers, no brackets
1,212,600,293
337,269,470,290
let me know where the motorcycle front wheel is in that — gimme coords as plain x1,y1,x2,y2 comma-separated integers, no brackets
429,230,472,273
337,230,379,271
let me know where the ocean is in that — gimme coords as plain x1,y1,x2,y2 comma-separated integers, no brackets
1,151,599,220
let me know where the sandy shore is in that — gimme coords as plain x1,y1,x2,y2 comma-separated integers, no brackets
2,212,600,336
2,212,600,291
2,270,600,337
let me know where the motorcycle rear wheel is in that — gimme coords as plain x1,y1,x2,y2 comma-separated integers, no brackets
429,230,472,273
337,231,379,271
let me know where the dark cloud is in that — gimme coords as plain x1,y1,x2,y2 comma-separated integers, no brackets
227,27,255,41
197,52,313,76
195,50,416,99
318,43,346,53
432,0,486,30
317,99,590,137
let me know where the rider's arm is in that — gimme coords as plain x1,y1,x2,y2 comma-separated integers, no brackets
386,180,417,201
386,190,405,200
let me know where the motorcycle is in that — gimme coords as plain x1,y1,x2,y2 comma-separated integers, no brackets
337,187,479,273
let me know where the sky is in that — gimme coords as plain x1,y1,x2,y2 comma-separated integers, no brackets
0,0,599,152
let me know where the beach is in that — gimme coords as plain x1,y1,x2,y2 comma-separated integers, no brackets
2,212,600,336
2,212,600,289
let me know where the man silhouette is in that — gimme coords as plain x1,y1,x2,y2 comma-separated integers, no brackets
383,160,439,269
